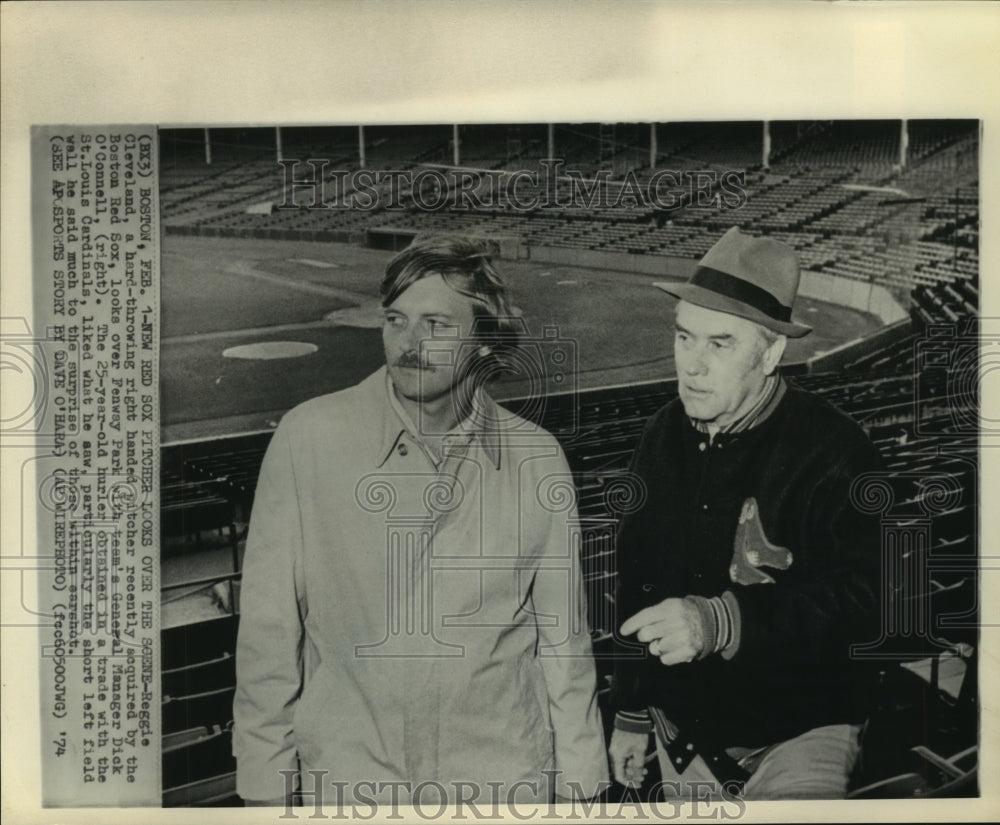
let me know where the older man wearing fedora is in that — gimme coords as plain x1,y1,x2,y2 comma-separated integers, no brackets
608,227,884,799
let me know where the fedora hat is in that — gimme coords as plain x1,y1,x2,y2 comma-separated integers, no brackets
653,227,812,338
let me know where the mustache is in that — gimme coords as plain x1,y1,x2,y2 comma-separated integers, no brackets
394,352,435,370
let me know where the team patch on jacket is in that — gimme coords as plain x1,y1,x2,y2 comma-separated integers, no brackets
729,497,793,584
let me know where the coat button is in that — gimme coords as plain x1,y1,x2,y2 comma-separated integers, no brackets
702,504,708,510
699,442,707,452
397,443,408,456
642,584,655,592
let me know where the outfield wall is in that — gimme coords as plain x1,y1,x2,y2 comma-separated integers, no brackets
518,242,907,326
165,223,907,327
798,270,908,326
520,243,697,279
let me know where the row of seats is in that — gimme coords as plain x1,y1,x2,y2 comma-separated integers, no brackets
912,278,979,327
161,617,241,805
162,158,978,304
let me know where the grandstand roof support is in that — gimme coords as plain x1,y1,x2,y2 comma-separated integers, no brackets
548,123,555,160
453,124,460,166
599,124,616,172
650,123,657,169
899,119,909,169
203,128,212,166
505,126,522,163
358,125,366,170
275,126,283,163
762,120,771,170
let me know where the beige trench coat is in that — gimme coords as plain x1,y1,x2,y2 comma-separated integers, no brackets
233,368,608,805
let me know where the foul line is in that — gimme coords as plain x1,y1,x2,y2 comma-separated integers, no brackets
164,260,379,344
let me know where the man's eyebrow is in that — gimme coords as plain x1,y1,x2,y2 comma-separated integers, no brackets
674,322,733,342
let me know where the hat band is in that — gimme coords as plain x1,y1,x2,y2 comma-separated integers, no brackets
690,266,792,323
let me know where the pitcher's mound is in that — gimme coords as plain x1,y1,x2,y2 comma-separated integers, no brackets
222,341,319,360
324,305,383,328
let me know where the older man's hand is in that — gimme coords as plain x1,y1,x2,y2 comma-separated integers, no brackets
608,728,649,786
620,598,704,665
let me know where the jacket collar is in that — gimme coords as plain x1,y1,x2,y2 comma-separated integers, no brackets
690,373,787,440
370,366,502,470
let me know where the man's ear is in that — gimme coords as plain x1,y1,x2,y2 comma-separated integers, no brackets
762,335,787,375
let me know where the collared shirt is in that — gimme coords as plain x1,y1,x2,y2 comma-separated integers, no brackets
234,367,608,803
384,370,495,469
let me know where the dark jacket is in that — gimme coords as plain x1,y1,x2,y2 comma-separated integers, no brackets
612,385,884,748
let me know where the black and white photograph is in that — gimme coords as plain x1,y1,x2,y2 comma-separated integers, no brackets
155,118,980,809
2,3,998,824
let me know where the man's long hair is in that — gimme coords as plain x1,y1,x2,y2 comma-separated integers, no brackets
380,234,523,373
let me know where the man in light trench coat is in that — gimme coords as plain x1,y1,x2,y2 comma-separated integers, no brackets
234,234,608,809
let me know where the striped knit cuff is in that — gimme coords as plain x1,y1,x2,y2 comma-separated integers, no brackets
719,590,742,660
614,709,653,734
683,594,739,659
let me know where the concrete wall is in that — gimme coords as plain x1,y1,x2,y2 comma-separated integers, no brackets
516,243,697,279
799,270,908,325
519,244,905,326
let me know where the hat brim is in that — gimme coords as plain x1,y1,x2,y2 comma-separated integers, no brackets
653,281,812,338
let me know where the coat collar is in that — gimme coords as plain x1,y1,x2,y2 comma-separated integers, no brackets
369,366,502,470
689,373,787,441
